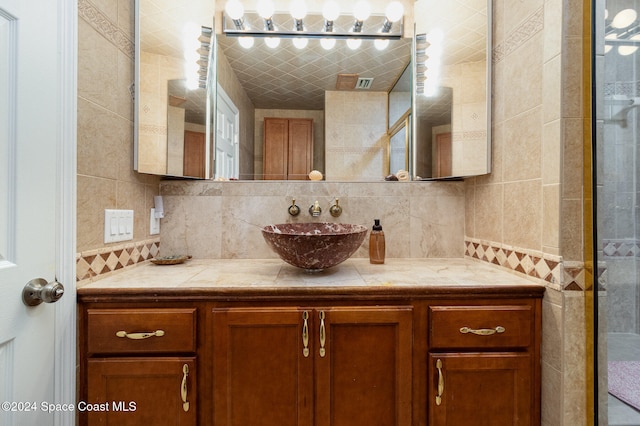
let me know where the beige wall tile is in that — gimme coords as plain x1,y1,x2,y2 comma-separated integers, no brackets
503,0,544,36
472,183,503,242
543,0,563,61
502,33,544,119
542,119,562,185
543,54,562,124
503,107,543,182
503,180,543,250
543,184,561,254
77,175,117,252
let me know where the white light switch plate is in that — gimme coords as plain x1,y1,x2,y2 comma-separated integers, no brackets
150,208,161,235
104,209,134,243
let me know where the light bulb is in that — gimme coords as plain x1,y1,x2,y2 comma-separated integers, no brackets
290,0,307,20
321,38,336,50
374,39,389,50
265,37,280,48
238,36,254,48
322,1,340,21
224,0,245,20
619,34,640,55
257,0,275,19
385,1,404,22
292,37,308,49
347,38,362,50
353,1,370,21
611,9,637,29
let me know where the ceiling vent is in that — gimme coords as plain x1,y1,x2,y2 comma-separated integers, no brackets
335,73,359,90
356,77,374,90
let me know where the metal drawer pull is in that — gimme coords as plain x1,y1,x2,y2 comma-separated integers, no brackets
435,359,444,406
302,311,310,357
181,364,190,412
319,311,326,357
115,330,165,340
459,326,505,336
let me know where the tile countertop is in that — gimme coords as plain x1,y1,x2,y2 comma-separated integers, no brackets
77,258,546,300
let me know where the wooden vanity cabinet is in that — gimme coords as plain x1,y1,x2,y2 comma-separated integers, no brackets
78,289,542,426
426,302,541,426
79,307,198,425
211,305,413,426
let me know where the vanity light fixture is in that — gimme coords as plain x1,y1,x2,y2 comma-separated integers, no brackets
322,0,340,32
225,0,246,29
381,1,403,33
290,0,307,31
604,8,640,56
222,1,403,42
292,37,309,49
320,37,336,50
351,1,370,33
611,9,637,29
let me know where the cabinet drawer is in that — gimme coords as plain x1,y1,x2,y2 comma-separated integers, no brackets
87,308,196,355
429,305,532,349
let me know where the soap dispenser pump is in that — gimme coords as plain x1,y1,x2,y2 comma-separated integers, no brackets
369,219,385,264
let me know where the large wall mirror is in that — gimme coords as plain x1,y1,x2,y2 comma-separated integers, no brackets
134,0,491,181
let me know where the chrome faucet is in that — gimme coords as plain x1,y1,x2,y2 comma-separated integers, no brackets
309,200,322,217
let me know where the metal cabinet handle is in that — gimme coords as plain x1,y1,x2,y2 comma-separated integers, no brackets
435,359,444,406
319,311,326,357
181,364,190,412
302,311,310,357
115,330,165,340
459,326,505,336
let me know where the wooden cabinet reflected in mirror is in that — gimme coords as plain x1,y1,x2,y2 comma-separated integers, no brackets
263,118,313,180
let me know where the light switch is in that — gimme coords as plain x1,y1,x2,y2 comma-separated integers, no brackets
104,209,134,243
150,208,161,235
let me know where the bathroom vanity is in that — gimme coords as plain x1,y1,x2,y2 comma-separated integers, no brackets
77,259,544,425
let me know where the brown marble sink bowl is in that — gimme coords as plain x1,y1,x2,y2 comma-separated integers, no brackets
261,223,368,272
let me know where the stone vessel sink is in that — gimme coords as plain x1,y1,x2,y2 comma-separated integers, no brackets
261,223,368,272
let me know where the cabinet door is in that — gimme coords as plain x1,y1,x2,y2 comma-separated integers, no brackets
428,353,532,426
86,357,196,426
263,118,288,179
287,119,313,180
212,308,314,426
315,306,413,426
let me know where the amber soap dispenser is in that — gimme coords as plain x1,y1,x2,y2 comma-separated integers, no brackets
369,219,385,264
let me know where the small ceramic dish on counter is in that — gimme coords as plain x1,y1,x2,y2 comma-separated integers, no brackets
150,255,192,265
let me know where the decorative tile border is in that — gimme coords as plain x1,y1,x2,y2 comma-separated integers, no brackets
76,238,160,282
602,239,640,258
493,8,544,65
465,237,585,291
78,0,134,59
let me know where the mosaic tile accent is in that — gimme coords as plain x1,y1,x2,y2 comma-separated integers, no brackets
603,239,640,258
465,237,586,291
76,239,160,282
78,0,134,59
493,8,544,65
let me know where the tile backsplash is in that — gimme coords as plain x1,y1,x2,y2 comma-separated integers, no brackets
158,180,466,260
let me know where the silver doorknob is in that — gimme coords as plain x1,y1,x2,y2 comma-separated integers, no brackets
22,278,64,306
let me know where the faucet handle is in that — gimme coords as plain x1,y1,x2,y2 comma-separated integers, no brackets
288,199,301,216
329,198,342,217
309,200,322,217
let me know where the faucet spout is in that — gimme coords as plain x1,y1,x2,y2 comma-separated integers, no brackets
309,200,322,217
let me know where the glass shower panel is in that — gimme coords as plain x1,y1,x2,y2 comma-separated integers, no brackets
596,0,640,424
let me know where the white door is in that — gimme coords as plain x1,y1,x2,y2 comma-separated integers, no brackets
215,84,239,179
0,0,76,425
